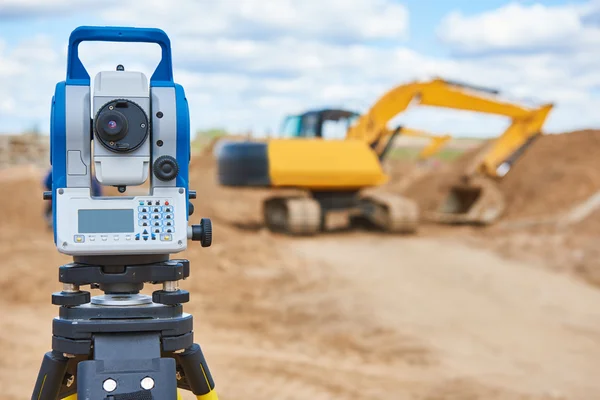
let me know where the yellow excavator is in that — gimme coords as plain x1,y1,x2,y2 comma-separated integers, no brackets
215,78,553,234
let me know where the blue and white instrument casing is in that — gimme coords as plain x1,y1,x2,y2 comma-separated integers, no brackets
50,26,192,256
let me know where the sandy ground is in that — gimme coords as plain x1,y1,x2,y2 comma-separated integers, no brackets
2,213,600,399
1,128,600,399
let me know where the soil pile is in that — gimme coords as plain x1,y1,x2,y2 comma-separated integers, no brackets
0,134,49,168
0,165,47,230
499,130,600,220
402,130,600,221
400,143,489,212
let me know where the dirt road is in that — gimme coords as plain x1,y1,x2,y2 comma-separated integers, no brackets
180,231,600,400
282,233,600,399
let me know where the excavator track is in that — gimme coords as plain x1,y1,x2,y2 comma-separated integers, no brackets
358,192,419,233
264,197,322,235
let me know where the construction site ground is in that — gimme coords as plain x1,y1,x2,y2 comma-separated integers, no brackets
1,130,599,399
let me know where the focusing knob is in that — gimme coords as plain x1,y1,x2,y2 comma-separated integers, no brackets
153,155,179,181
191,218,212,247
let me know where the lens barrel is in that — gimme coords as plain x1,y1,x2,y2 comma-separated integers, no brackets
96,110,128,142
94,99,149,153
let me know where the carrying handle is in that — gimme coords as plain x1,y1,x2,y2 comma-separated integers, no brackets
67,26,173,85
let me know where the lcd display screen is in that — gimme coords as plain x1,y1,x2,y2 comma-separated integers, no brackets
78,209,134,233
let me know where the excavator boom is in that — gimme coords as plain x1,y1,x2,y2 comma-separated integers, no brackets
344,77,554,225
477,103,553,177
347,77,553,176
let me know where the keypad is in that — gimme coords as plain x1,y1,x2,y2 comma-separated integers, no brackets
135,201,174,241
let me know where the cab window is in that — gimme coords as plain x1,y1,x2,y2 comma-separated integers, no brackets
280,116,302,137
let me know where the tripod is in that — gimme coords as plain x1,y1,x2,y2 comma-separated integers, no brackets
31,254,219,400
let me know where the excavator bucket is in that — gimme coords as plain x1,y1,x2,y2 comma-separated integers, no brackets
425,176,506,225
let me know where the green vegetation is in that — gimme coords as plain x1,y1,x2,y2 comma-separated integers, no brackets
387,146,466,162
195,128,229,139
188,128,469,163
192,128,229,152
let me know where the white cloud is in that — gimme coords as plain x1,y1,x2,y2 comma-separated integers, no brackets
2,1,600,138
437,1,600,54
0,35,64,132
99,0,409,43
0,0,118,17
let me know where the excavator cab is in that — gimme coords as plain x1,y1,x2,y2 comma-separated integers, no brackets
280,109,360,139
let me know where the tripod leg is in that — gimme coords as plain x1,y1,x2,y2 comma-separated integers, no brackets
175,344,219,400
31,351,69,400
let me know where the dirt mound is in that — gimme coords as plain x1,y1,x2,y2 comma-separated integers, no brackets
400,144,489,212
0,165,48,230
402,130,600,221
0,134,49,168
499,130,600,220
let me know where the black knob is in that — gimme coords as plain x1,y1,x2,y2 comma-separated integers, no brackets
153,155,179,181
189,190,197,199
188,202,195,216
52,291,90,306
152,289,189,305
191,218,212,247
43,191,52,200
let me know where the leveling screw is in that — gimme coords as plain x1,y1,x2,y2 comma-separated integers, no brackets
63,283,79,293
163,281,179,292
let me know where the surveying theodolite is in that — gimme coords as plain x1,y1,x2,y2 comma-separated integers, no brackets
31,26,219,400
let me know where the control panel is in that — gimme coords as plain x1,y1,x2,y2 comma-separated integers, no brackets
55,187,188,256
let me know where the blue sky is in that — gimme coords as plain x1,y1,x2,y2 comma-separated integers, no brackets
0,0,599,137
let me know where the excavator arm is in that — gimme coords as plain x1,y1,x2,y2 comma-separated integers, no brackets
372,127,452,161
347,78,553,177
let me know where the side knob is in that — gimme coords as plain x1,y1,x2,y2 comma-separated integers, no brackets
191,218,212,247
153,155,179,181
